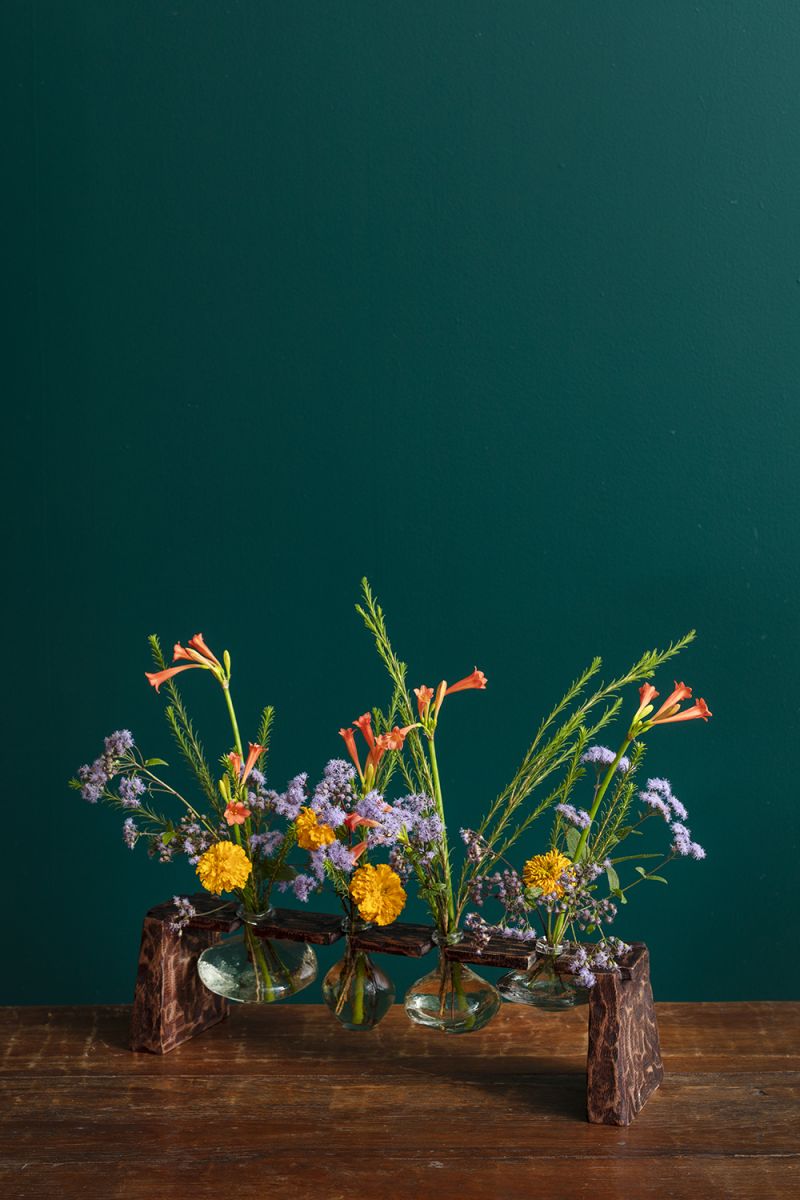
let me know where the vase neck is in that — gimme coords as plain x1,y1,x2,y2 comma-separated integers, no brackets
236,904,276,927
432,929,463,948
535,937,565,957
342,915,373,935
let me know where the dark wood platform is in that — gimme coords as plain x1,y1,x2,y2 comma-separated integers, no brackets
1,1003,798,1199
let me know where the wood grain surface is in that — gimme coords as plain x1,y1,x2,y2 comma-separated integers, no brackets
1,1003,798,1199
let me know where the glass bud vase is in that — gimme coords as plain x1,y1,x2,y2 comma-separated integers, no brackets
497,938,588,1011
322,921,395,1031
404,931,501,1034
197,907,318,1004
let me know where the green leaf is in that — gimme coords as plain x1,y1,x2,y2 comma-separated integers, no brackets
564,827,580,858
161,830,176,845
611,886,627,905
144,758,169,768
649,874,669,884
606,865,620,893
271,864,297,882
524,885,543,903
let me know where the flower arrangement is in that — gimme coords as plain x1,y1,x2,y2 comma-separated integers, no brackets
71,633,318,1002
352,579,712,1023
71,583,713,1033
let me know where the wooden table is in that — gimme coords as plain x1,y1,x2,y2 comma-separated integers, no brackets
1,1003,797,1199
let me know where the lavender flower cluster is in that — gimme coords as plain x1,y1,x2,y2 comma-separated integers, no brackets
248,768,308,821
284,761,444,902
566,937,631,989
464,860,630,987
581,745,631,774
638,777,706,859
167,896,198,935
77,730,135,802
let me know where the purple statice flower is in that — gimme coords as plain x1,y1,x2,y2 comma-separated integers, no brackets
104,730,134,757
77,731,136,802
638,790,671,821
323,840,357,878
312,795,347,829
122,817,138,849
119,774,146,808
460,828,488,862
288,873,317,903
167,896,197,935
646,777,689,821
671,821,692,856
272,773,308,820
464,911,492,950
177,819,213,865
574,966,597,989
555,803,592,829
249,830,284,858
414,814,443,845
311,759,358,818
355,790,389,824
353,790,420,848
581,746,630,773
670,822,705,859
77,760,108,803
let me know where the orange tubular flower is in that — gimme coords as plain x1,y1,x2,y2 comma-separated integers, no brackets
228,752,243,777
145,664,204,692
414,686,434,718
146,632,224,691
632,682,659,722
339,727,363,779
224,800,251,826
241,742,266,782
377,724,417,752
343,813,381,833
650,696,712,726
353,713,375,748
350,840,369,861
445,668,488,695
649,681,693,722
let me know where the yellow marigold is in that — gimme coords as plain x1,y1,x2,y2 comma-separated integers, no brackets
296,806,336,851
196,841,252,894
522,849,575,898
349,863,407,926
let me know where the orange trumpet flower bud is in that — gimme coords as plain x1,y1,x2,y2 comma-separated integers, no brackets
414,686,434,718
446,668,488,695
241,742,266,783
339,727,363,779
650,697,712,726
353,712,375,748
145,664,203,692
228,752,243,777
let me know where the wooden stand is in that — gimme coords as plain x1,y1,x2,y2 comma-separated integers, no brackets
130,895,662,1125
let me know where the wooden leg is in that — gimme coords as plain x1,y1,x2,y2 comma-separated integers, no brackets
129,901,230,1054
586,944,663,1125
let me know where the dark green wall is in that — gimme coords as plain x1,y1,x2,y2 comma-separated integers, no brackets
6,2,798,1004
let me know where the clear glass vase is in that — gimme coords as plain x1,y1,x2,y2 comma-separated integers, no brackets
322,921,395,1031
404,931,501,1034
197,907,318,1004
497,938,589,1011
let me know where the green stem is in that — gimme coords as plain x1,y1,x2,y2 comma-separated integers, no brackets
573,738,633,864
553,736,632,946
427,736,456,933
352,952,366,1025
223,685,244,757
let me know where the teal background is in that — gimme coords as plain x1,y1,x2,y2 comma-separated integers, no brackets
5,2,798,1004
